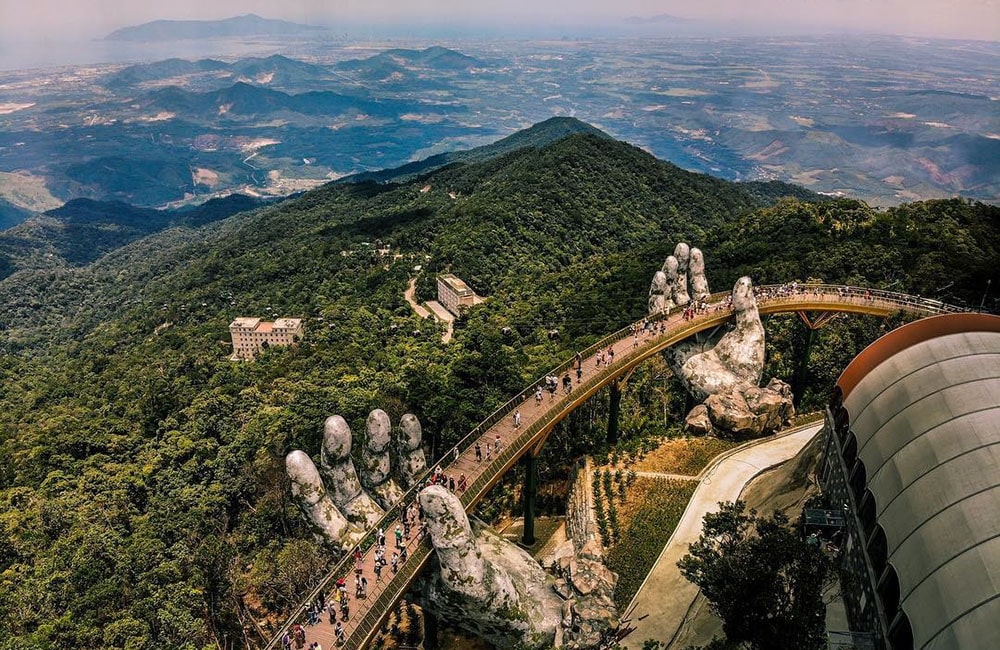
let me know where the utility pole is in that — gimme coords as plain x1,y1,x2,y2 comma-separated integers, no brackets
980,279,992,312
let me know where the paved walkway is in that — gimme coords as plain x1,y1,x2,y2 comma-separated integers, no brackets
621,423,823,649
424,300,455,343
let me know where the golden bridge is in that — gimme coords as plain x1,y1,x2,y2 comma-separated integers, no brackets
266,284,964,650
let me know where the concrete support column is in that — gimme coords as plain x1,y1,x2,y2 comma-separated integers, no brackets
521,453,539,546
607,380,621,445
793,326,817,407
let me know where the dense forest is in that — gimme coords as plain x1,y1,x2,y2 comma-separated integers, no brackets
0,130,997,649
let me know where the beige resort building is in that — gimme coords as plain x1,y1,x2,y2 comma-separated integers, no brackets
229,317,304,360
437,273,483,316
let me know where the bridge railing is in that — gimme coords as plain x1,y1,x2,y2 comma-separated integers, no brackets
264,283,965,648
752,282,965,315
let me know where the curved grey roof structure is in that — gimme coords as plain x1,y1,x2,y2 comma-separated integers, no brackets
841,322,1000,650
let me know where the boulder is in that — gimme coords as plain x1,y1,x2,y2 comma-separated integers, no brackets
685,404,714,435
554,577,575,600
705,388,758,437
568,556,618,596
703,382,794,439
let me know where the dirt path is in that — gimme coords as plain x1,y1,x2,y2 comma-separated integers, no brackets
404,277,431,318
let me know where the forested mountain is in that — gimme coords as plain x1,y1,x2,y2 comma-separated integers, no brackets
339,116,614,184
0,195,271,281
0,126,996,650
0,198,32,231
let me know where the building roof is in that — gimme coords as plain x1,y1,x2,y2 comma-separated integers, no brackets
230,317,301,332
837,314,1000,650
230,317,261,329
439,273,474,295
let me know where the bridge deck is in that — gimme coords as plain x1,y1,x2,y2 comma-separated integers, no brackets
269,284,960,650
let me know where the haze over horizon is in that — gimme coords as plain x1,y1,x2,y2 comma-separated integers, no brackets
1,0,998,45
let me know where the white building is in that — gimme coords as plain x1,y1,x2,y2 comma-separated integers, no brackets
229,317,303,360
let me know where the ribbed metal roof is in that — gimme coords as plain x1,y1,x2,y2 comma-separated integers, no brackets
842,327,1000,650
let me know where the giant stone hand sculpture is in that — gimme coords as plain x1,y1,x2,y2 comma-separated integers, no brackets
648,242,711,313
650,243,793,437
286,410,424,547
669,276,765,401
287,413,618,649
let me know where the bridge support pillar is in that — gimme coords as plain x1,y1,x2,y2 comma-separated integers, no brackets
607,380,621,445
794,311,835,407
793,327,816,407
422,604,439,649
521,453,538,547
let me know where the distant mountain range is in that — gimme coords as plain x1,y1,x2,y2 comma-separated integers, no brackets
4,38,996,217
104,13,326,41
2,119,612,277
138,81,429,121
624,14,692,25
102,54,332,89
0,118,820,285
339,46,485,72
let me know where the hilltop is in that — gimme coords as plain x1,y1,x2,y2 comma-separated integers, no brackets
101,55,332,90
340,116,615,184
0,123,996,650
104,13,326,41
0,194,269,280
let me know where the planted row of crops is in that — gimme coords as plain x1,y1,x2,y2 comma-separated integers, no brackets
604,476,698,608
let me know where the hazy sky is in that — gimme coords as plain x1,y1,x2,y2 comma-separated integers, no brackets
1,0,997,42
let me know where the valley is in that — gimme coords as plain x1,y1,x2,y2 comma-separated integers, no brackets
0,35,996,219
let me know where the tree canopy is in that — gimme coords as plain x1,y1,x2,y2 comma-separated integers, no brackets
0,131,996,648
677,501,830,650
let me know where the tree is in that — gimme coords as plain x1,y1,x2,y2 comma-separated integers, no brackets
677,501,829,650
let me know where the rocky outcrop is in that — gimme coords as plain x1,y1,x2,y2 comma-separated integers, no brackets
699,379,795,439
684,404,714,435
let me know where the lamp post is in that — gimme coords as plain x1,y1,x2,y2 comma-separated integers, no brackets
980,279,992,313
